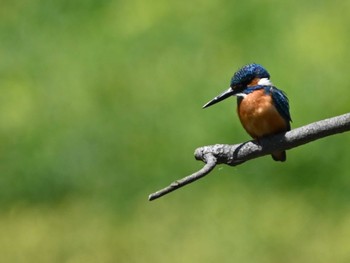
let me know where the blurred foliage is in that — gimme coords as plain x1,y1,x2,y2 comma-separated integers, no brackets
0,0,350,262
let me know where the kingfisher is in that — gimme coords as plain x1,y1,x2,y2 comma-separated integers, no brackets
203,63,292,162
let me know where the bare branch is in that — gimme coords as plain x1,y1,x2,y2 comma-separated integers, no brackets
148,154,217,201
149,113,350,201
195,112,350,165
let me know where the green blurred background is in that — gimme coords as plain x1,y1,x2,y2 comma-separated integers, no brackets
1,0,350,262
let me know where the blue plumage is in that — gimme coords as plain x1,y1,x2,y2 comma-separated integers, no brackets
230,63,270,87
270,87,292,127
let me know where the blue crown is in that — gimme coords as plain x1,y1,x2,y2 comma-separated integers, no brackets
230,63,270,87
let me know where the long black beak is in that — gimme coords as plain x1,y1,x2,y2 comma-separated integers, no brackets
202,87,235,109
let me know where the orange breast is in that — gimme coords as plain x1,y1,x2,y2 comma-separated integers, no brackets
237,89,288,139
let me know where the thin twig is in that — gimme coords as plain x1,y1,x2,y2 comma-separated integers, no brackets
148,113,350,201
148,154,217,201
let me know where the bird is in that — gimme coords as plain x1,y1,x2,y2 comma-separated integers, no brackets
203,63,292,162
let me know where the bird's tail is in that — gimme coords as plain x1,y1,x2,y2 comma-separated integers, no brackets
271,151,286,162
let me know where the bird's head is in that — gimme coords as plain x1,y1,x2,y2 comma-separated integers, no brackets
203,63,271,108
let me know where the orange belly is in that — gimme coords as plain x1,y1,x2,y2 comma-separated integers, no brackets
237,89,288,139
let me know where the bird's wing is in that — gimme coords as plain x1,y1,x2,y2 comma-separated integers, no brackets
269,86,292,124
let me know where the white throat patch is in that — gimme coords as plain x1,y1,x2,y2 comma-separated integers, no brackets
258,78,272,86
235,93,247,98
